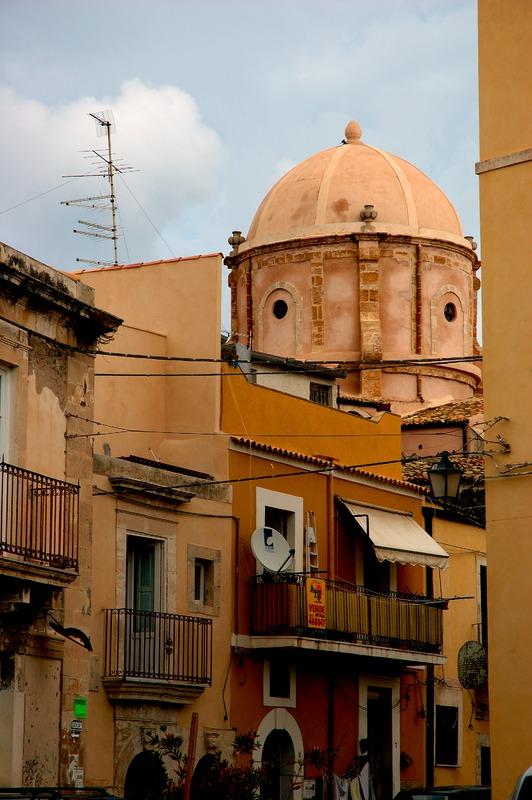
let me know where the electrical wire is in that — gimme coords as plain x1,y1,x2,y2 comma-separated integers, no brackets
66,411,472,439
98,447,488,493
0,172,93,216
118,173,175,257
92,352,483,366
0,311,484,373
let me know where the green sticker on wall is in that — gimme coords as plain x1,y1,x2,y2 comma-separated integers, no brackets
74,696,88,720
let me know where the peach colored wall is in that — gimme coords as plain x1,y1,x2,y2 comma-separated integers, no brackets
93,323,168,461
86,470,235,791
0,243,113,787
78,255,223,440
78,255,229,477
479,2,532,795
402,427,464,459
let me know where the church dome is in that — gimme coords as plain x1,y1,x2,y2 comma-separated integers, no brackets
242,121,465,251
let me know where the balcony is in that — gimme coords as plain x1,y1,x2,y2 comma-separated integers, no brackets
0,460,79,582
248,574,444,662
103,608,213,704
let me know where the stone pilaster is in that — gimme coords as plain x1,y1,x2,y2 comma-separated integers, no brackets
310,257,324,350
358,238,382,399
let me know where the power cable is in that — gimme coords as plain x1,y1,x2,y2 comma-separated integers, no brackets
117,173,175,257
0,312,484,371
0,162,117,217
65,411,471,439
94,446,491,494
0,174,90,216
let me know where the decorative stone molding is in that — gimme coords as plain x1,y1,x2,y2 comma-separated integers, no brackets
430,283,468,355
103,676,208,705
358,238,382,398
310,258,324,349
255,708,304,800
256,281,303,356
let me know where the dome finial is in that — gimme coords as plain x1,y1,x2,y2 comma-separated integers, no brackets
344,120,362,144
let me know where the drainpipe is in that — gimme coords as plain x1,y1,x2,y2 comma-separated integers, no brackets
233,516,240,644
423,507,435,787
327,473,335,579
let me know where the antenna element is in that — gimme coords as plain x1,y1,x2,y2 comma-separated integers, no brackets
61,111,134,267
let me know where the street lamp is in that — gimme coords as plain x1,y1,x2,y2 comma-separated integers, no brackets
428,451,462,501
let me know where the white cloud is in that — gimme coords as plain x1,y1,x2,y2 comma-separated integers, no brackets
0,80,225,269
270,157,298,182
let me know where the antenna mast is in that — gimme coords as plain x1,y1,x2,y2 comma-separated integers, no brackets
62,111,133,267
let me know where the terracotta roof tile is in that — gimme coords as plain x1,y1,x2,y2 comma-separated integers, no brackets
402,397,483,427
230,436,425,493
402,453,485,485
75,253,222,275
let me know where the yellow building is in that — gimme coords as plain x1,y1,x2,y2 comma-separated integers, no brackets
403,401,489,786
478,2,532,797
0,242,119,786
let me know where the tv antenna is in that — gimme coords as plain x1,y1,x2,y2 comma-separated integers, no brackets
61,111,134,267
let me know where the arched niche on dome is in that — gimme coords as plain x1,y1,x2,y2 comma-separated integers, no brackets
258,283,302,357
430,285,467,357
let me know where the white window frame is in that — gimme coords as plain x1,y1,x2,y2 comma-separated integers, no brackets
256,487,304,572
434,686,463,767
263,657,296,708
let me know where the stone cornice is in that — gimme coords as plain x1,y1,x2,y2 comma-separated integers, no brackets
230,231,477,270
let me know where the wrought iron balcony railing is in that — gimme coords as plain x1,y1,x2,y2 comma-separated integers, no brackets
103,608,213,685
0,460,79,571
250,573,443,654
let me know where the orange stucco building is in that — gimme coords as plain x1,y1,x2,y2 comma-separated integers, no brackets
222,370,449,799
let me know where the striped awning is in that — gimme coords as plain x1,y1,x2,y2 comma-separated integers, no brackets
339,499,449,570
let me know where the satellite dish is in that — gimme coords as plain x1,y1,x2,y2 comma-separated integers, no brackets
457,640,488,689
251,527,294,573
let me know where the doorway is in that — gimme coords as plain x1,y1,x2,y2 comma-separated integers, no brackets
261,729,295,800
359,677,400,800
367,687,393,800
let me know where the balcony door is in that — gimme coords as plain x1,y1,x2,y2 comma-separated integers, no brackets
125,535,164,677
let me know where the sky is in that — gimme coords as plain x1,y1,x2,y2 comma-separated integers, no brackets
0,0,479,329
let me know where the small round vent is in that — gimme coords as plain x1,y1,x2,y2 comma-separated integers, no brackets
457,640,488,689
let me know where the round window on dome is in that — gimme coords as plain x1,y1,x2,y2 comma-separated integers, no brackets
272,299,288,320
444,302,457,322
